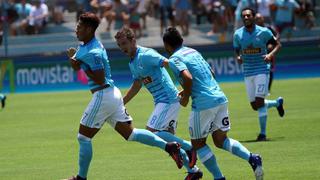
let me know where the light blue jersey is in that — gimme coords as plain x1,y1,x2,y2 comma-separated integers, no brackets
233,25,275,77
168,46,228,111
129,46,179,104
75,37,114,90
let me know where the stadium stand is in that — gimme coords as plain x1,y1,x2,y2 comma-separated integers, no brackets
0,0,319,57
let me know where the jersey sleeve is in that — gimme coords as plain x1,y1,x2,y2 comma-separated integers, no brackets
142,49,166,68
233,33,241,50
168,56,188,78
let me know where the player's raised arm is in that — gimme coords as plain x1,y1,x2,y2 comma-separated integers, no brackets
67,47,81,71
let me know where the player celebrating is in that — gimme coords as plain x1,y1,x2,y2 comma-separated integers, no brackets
64,13,182,180
115,27,203,180
233,7,285,141
162,27,264,180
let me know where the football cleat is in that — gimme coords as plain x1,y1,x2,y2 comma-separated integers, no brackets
62,175,86,180
185,169,203,180
214,177,226,180
186,148,198,168
165,142,183,169
276,97,285,117
249,154,264,180
256,134,267,141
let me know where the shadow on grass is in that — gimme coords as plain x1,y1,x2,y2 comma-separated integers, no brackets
239,136,285,143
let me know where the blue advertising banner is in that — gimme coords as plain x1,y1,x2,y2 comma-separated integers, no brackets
1,39,319,93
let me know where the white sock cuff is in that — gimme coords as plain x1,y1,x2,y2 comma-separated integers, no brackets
227,138,237,153
77,133,91,141
200,151,213,163
127,128,137,141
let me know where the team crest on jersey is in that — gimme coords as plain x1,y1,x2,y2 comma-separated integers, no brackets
142,76,153,85
243,44,261,54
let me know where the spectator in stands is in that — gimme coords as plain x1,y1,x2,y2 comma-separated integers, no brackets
296,0,315,29
52,0,66,24
137,0,147,30
225,0,237,24
105,0,129,31
255,13,279,93
159,0,175,35
27,0,49,35
76,0,93,20
175,0,191,36
207,0,228,41
192,0,208,25
273,0,300,38
90,0,113,19
257,0,273,25
128,0,142,38
11,0,32,35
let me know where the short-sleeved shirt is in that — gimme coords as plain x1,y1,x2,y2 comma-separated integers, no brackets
168,46,228,111
275,0,300,23
129,46,179,104
233,25,275,77
75,37,114,90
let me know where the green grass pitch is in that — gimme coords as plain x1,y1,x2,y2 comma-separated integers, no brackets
1,78,320,180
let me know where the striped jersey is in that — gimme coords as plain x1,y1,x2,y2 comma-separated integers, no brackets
233,25,275,77
129,46,179,104
168,46,228,111
75,37,114,89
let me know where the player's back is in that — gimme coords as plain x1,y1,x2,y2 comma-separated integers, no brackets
171,46,227,111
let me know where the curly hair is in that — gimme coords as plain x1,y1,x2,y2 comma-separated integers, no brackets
114,27,135,41
162,27,183,49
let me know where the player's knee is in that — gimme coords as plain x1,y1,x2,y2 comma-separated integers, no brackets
212,131,227,148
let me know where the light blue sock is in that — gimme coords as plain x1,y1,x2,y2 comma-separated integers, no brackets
265,99,278,109
222,138,250,161
197,145,224,179
128,128,167,150
78,134,92,179
155,131,192,151
258,106,268,135
180,148,198,172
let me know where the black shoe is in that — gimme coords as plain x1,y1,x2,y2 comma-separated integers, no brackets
185,170,203,180
277,97,285,117
256,134,266,141
186,148,197,168
165,142,183,169
249,154,264,180
1,95,6,109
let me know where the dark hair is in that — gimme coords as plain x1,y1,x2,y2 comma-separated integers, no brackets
114,26,135,41
79,12,100,31
241,7,256,17
162,27,183,49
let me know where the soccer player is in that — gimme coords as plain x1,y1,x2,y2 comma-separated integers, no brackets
64,13,183,180
162,27,264,180
114,27,203,180
0,93,6,108
233,8,285,141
